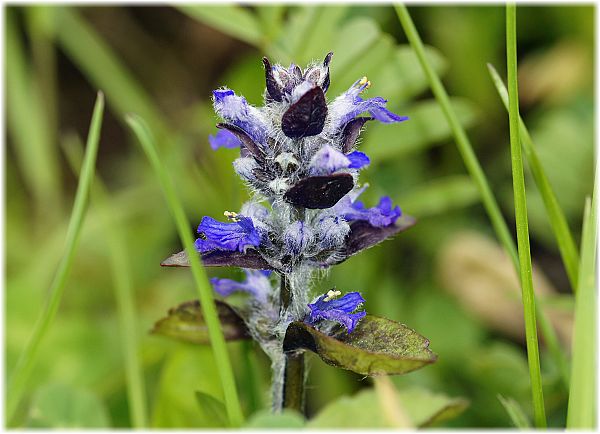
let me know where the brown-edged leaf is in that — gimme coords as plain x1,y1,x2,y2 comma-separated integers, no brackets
281,86,327,138
341,117,372,153
262,57,283,102
216,123,265,162
283,173,354,209
152,299,250,344
161,249,273,270
283,315,436,376
324,216,416,266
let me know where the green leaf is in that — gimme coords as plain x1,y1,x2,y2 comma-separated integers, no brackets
177,5,263,46
195,391,229,427
152,347,225,428
498,394,531,429
328,33,395,97
245,409,306,428
283,315,436,376
330,17,381,73
567,195,597,429
376,45,447,103
152,300,250,344
399,387,470,427
27,383,110,428
398,175,479,218
295,6,349,64
362,98,479,161
307,386,468,428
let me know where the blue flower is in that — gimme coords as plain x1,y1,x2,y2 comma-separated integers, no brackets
212,88,268,145
195,216,261,253
309,146,370,175
211,269,272,303
209,129,242,150
334,187,402,227
306,291,366,333
283,221,314,256
329,78,408,130
309,145,351,175
346,151,370,169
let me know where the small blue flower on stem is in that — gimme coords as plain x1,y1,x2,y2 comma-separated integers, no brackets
334,188,402,227
211,269,272,303
346,151,370,169
212,88,268,145
195,215,261,253
309,146,371,175
330,78,409,130
305,290,367,333
209,129,242,150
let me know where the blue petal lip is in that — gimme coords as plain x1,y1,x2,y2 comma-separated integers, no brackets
195,216,261,253
209,129,242,150
346,151,370,169
306,291,366,333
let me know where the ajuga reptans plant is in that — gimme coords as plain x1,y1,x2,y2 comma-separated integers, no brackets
158,52,436,413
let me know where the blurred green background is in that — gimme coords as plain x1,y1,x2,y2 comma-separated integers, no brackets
5,4,594,428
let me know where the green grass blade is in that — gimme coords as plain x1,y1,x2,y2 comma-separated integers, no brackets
395,4,561,419
394,4,518,268
55,8,169,137
61,136,148,428
567,192,597,428
126,114,244,427
7,92,105,423
498,395,531,429
487,63,580,291
506,5,546,427
177,5,263,47
6,9,62,219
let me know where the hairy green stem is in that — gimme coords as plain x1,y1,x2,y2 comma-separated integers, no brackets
7,92,104,423
506,4,546,427
126,115,244,427
280,275,306,413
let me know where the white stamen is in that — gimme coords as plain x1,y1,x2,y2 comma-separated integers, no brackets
224,211,240,221
323,289,342,302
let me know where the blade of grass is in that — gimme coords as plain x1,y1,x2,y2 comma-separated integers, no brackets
7,92,105,423
126,114,244,427
61,135,148,428
396,2,561,414
55,8,170,138
567,192,597,428
506,5,546,427
177,5,263,47
395,4,518,267
6,9,62,220
498,394,531,429
487,63,580,291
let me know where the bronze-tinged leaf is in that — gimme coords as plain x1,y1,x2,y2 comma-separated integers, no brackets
332,216,416,264
283,174,354,209
283,315,436,376
321,51,334,93
216,123,265,162
161,249,273,270
341,117,372,153
281,86,327,138
152,299,250,344
262,57,283,102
